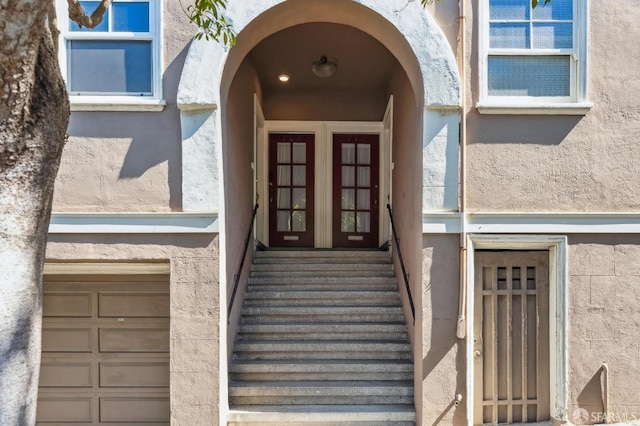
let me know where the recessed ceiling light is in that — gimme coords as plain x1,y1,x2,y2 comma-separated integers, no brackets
278,74,290,82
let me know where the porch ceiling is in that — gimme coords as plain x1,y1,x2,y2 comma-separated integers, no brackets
248,23,398,95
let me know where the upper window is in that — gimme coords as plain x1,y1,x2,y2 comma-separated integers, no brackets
479,0,590,114
57,0,164,111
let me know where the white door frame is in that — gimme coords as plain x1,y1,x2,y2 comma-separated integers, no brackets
258,120,391,248
466,234,569,425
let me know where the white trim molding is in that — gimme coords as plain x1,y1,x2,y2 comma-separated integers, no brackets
424,212,640,234
43,262,170,275
49,212,219,234
466,234,569,425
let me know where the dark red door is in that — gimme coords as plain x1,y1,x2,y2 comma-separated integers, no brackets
332,134,379,248
269,133,315,247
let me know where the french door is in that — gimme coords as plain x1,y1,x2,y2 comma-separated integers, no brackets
332,134,379,248
268,134,315,247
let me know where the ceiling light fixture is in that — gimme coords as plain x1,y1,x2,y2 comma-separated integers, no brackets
278,74,290,82
312,55,337,78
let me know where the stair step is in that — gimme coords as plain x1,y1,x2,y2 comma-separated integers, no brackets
233,340,411,361
255,250,390,259
227,404,415,425
229,380,413,405
238,323,406,341
230,359,413,381
248,276,398,285
247,282,397,291
245,290,400,307
241,306,405,323
252,263,393,272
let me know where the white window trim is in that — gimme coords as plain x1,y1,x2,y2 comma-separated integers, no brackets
56,0,165,112
465,234,569,425
478,0,591,115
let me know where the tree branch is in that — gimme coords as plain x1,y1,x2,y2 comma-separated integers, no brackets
48,0,60,54
67,0,112,29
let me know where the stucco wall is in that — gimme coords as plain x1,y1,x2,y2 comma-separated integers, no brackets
421,234,465,426
465,0,640,212
52,1,194,212
44,234,221,426
568,236,640,424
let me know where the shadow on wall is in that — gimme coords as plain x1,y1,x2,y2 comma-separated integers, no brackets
422,235,466,425
576,369,606,425
66,43,191,210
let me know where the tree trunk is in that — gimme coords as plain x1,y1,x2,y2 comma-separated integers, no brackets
0,3,70,425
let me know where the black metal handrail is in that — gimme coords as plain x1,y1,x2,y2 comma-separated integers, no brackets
387,203,415,323
228,203,259,321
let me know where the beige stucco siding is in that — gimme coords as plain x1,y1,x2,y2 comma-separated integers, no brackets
464,0,640,212
52,1,194,212
45,234,221,426
568,235,640,423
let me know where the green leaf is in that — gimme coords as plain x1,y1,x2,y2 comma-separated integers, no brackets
532,0,538,8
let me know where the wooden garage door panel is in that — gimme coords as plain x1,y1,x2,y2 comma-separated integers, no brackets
98,293,169,318
99,328,169,353
40,363,93,388
100,397,170,422
37,397,92,422
100,363,169,387
43,293,92,317
42,328,92,352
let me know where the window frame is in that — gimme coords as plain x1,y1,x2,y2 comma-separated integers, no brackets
56,0,165,111
477,0,591,115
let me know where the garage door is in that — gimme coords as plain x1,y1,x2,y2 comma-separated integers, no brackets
37,275,170,426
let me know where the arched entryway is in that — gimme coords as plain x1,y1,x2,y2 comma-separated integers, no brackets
176,0,461,423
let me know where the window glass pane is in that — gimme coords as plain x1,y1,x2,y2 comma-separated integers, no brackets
533,23,573,49
292,188,306,209
291,211,306,232
292,166,306,186
489,0,529,20
69,1,108,31
532,0,573,20
113,2,150,32
488,55,570,97
342,189,355,210
490,23,530,49
68,40,152,94
292,143,306,163
342,144,355,164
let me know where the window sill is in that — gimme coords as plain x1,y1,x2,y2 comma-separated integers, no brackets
476,102,593,116
69,97,167,112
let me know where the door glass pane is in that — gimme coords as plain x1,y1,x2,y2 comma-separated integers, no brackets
342,166,355,186
277,211,290,232
357,212,371,233
342,189,355,210
277,143,290,163
291,211,306,232
357,189,370,210
113,2,150,32
292,143,306,163
277,188,290,209
277,165,290,186
292,188,306,209
357,167,370,187
342,144,355,164
292,166,306,186
341,212,355,232
357,145,371,165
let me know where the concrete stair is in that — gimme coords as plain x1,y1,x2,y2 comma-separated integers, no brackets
228,250,415,425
